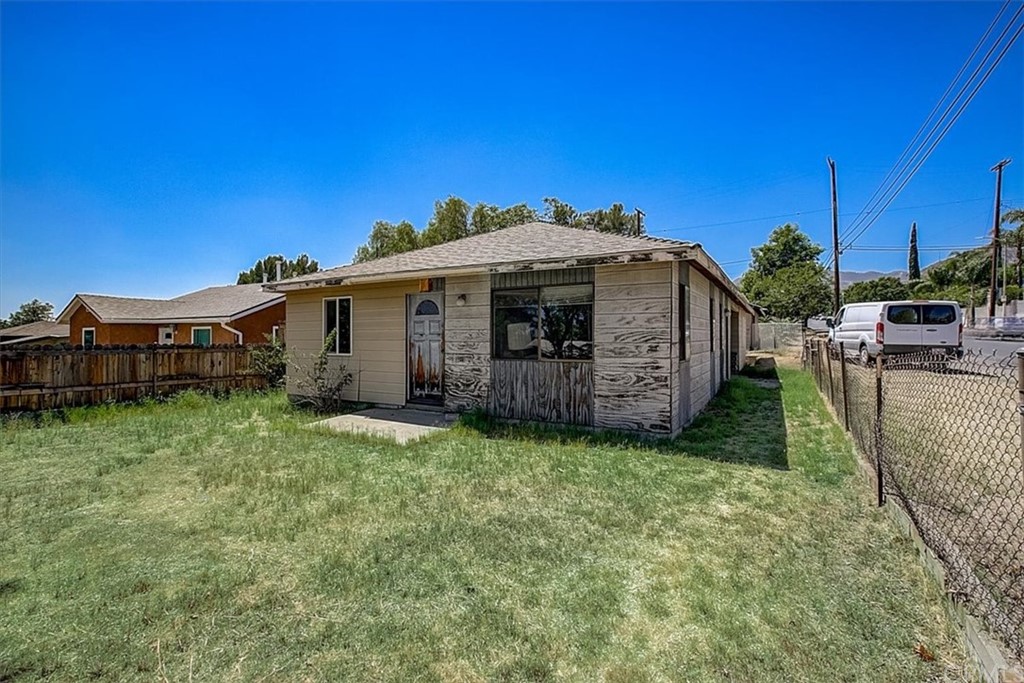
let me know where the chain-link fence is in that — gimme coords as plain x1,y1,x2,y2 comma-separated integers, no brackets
805,338,1024,662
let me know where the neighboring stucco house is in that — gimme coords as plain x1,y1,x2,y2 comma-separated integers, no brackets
0,321,70,347
268,222,755,436
56,284,285,346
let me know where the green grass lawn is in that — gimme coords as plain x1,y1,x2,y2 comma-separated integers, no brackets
0,365,966,681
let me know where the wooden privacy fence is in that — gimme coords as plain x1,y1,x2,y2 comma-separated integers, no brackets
0,345,268,411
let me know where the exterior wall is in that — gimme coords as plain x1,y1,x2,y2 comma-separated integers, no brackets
444,274,490,412
70,308,158,346
285,280,420,406
672,262,691,434
69,304,285,346
678,265,755,429
231,301,286,344
172,324,236,346
687,267,713,419
279,260,752,435
593,262,673,433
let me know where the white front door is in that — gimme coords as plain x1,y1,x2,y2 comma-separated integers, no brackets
158,326,174,345
408,293,444,403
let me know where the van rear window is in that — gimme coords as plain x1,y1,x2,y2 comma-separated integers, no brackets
887,305,919,324
923,304,957,325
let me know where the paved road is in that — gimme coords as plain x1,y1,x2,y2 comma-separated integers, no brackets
963,336,1024,358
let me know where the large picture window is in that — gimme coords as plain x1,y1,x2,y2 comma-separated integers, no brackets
323,297,353,355
492,284,593,360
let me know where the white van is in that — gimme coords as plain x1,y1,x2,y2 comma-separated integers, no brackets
827,300,963,364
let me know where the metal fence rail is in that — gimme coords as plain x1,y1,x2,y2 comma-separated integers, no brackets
0,345,268,411
805,338,1024,661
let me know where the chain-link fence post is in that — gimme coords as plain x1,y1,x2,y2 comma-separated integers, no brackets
874,353,884,507
840,342,849,432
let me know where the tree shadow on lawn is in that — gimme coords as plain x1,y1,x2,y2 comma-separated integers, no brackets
459,360,788,470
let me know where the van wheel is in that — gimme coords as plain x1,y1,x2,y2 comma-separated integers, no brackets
859,345,870,366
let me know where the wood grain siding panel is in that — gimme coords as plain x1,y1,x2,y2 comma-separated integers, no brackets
285,280,418,405
593,262,673,433
489,360,593,425
688,268,713,417
445,274,490,412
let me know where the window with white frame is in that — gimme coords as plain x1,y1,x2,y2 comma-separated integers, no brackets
323,297,352,354
82,327,96,346
271,325,280,344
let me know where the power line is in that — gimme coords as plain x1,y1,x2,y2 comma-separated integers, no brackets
649,196,989,235
839,0,1015,245
835,4,1024,255
840,17,1024,251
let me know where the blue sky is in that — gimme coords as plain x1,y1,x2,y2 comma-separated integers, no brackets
1,1,1022,317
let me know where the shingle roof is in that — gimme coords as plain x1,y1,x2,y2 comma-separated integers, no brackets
62,284,283,323
169,284,284,318
0,321,70,339
270,222,694,288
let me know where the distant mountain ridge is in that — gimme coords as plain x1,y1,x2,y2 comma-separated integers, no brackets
840,270,909,288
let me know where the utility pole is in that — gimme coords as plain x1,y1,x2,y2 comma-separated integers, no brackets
634,208,645,237
828,157,841,313
989,159,1012,318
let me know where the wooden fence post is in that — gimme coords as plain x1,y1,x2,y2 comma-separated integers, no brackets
825,340,835,407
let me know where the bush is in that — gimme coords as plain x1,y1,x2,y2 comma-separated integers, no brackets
250,342,287,388
290,330,353,412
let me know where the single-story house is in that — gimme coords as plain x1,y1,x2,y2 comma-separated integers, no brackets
56,284,285,346
267,222,756,435
0,321,71,347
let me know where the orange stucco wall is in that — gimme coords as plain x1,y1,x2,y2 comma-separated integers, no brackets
68,301,285,346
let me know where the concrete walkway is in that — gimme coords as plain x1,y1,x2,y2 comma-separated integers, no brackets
310,407,453,444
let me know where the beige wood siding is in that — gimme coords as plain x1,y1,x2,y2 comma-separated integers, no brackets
687,268,713,417
444,274,490,412
285,280,420,405
593,262,673,433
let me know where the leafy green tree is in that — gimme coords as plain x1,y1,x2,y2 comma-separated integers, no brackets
925,249,988,289
542,197,583,227
353,220,419,263
420,196,471,247
470,202,538,234
237,254,320,284
586,203,636,235
1001,208,1024,292
740,224,831,321
908,222,920,281
1,299,55,329
843,276,910,304
742,262,832,322
748,223,824,278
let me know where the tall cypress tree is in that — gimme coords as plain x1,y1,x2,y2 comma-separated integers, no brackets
908,222,921,281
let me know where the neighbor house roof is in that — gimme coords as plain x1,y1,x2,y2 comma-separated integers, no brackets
0,320,70,345
267,221,756,315
56,284,283,324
